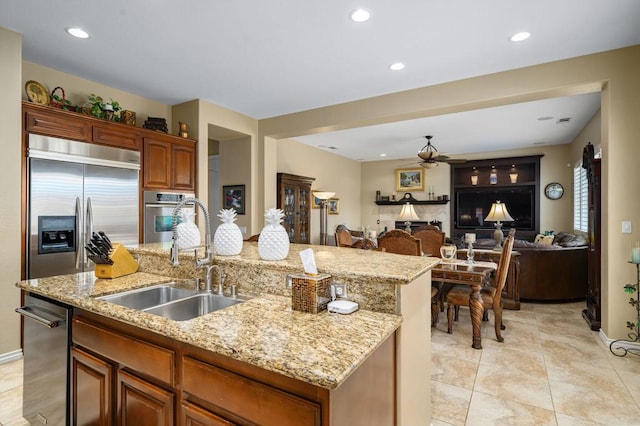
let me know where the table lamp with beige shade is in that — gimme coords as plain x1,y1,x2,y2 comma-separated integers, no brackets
484,201,514,250
397,202,419,232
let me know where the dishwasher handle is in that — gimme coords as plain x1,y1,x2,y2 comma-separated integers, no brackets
15,306,64,328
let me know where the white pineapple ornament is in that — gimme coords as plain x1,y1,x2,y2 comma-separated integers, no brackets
258,208,290,260
213,209,243,256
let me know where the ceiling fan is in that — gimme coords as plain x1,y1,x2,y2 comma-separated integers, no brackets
415,135,467,168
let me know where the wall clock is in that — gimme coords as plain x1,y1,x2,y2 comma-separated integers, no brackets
545,182,564,200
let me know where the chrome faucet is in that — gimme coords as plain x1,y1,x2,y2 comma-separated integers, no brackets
170,197,213,268
205,264,225,295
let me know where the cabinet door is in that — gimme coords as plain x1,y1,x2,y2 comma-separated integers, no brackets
143,138,172,188
172,142,196,191
25,108,91,141
71,347,113,426
117,369,174,426
92,123,142,150
181,401,236,426
280,179,299,243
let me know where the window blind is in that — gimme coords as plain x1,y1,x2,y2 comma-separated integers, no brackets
573,163,588,232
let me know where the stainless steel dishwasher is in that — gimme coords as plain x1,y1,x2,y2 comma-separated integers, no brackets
16,292,72,425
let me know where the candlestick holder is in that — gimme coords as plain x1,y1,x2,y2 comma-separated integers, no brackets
466,242,475,265
609,262,640,357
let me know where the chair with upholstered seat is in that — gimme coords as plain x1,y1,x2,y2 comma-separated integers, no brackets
245,234,260,242
335,225,354,247
376,229,422,256
412,228,445,257
445,228,515,342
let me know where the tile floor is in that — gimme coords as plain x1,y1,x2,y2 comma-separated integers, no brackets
1,302,639,425
432,301,640,425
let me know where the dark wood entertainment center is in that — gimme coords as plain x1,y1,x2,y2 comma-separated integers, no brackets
450,155,542,241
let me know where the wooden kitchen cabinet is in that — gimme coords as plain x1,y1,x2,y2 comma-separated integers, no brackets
118,369,174,426
143,135,196,191
71,347,113,426
71,310,395,426
72,315,176,425
277,173,315,244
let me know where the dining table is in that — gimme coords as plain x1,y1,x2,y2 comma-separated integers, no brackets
431,258,497,349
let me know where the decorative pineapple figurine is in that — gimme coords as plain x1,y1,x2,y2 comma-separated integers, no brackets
213,209,243,256
258,208,289,260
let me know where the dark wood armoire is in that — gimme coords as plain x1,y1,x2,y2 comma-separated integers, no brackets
582,143,602,331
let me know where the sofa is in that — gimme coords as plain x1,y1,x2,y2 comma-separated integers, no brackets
471,232,588,302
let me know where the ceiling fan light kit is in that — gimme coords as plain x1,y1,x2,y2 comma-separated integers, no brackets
415,135,467,168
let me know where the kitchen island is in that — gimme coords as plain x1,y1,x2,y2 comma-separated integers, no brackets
17,243,437,425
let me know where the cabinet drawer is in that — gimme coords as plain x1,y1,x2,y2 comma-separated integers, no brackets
25,109,91,141
183,356,321,426
92,124,142,150
73,317,175,386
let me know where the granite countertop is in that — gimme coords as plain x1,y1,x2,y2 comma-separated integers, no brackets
133,241,438,283
16,271,402,390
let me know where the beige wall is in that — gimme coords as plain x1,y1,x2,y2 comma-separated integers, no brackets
219,136,252,234
276,138,362,245
261,45,640,341
23,61,171,125
0,28,23,356
360,144,574,237
570,109,602,169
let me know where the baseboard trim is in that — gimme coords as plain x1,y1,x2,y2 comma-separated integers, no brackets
0,349,23,364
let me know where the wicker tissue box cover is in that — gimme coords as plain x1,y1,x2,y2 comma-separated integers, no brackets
291,273,331,313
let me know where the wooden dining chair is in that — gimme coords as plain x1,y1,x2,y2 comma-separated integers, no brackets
376,229,422,256
351,238,376,250
412,228,445,257
335,225,354,247
244,234,260,242
445,228,516,342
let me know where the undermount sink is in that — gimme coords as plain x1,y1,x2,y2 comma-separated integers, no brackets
98,283,196,310
144,293,243,321
97,282,247,321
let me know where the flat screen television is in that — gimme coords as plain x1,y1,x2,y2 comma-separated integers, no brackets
455,187,535,231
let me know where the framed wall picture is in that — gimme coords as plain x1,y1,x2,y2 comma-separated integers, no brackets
396,168,424,192
312,195,322,208
328,198,339,215
222,185,245,215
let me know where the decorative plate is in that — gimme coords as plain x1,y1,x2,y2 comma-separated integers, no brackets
25,80,50,105
545,182,564,200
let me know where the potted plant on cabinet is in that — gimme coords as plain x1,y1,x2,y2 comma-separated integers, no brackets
86,93,121,120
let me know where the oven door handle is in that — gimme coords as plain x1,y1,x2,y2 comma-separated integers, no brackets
145,204,183,208
16,306,65,328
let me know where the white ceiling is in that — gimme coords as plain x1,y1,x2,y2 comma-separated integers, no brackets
2,1,639,160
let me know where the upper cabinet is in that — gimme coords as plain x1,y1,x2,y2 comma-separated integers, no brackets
23,102,196,192
143,136,196,191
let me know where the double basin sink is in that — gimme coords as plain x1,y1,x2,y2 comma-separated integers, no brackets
97,282,246,321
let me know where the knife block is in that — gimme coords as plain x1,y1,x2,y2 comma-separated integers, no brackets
94,243,138,279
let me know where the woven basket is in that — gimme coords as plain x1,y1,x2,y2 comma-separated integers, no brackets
50,86,76,111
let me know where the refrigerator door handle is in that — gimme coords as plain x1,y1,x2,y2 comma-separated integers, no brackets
86,197,93,268
75,196,82,269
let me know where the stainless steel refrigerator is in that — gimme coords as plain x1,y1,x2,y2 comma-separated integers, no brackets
27,134,140,279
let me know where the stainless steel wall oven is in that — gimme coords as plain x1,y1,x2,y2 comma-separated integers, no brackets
143,190,195,243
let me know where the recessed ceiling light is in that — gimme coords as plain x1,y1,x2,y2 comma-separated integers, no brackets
380,153,387,157
510,32,530,42
389,62,405,71
66,27,90,39
350,9,371,22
